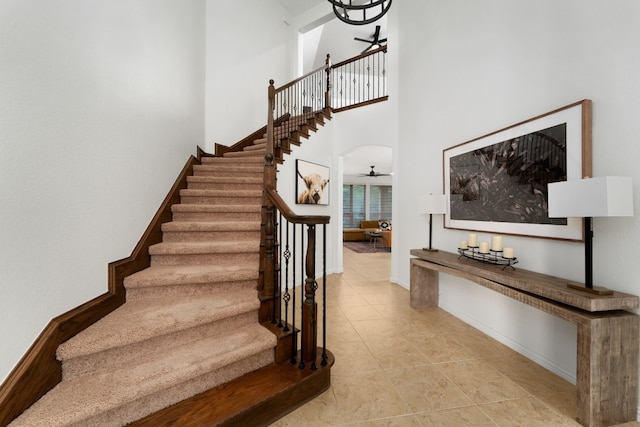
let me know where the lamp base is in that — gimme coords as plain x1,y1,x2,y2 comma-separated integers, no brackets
567,282,614,296
422,247,439,252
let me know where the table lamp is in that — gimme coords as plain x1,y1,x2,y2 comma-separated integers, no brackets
547,176,634,295
419,194,447,251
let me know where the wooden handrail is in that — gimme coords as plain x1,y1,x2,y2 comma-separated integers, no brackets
331,45,387,68
265,187,330,225
273,55,331,94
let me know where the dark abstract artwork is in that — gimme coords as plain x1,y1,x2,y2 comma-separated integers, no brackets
449,123,568,226
443,100,591,240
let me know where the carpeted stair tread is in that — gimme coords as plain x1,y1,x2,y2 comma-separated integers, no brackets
124,264,258,289
191,168,263,178
171,204,261,214
57,292,260,360
241,143,266,152
161,221,260,233
179,189,262,198
186,176,262,185
223,149,265,157
200,156,263,164
149,240,259,256
12,325,276,427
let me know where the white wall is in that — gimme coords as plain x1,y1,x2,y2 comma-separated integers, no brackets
396,0,640,394
204,0,293,150
0,0,205,383
276,120,338,280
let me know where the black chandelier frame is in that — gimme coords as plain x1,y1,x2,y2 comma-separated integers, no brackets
327,0,392,25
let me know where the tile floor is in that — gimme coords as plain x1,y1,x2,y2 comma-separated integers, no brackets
271,247,640,427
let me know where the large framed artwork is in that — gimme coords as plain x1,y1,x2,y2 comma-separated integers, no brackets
296,159,330,205
443,100,591,241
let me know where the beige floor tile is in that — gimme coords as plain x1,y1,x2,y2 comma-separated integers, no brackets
386,364,474,413
485,354,575,397
351,318,401,340
340,415,423,426
479,396,582,426
414,405,497,426
335,293,371,307
534,390,577,421
411,334,477,363
329,340,382,374
326,320,365,344
450,330,513,359
436,359,529,404
341,304,385,321
363,336,430,369
331,371,412,423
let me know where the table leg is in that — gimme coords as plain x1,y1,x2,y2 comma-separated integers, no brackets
576,314,639,426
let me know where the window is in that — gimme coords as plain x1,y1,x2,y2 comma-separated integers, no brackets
343,184,365,227
343,184,392,226
370,185,392,220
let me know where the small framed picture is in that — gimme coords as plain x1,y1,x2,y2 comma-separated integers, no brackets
296,159,330,205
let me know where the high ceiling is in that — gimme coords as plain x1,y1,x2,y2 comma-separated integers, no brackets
278,0,325,16
277,0,393,178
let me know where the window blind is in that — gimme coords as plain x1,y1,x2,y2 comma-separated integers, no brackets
342,184,365,227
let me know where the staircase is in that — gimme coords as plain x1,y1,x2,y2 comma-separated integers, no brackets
2,45,389,425
7,112,332,427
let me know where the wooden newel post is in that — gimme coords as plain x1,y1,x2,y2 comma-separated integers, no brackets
259,79,278,323
324,54,331,110
302,224,318,368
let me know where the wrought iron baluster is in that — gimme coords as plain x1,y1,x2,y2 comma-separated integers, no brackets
276,212,283,328
298,227,306,369
290,224,297,364
282,217,291,332
321,224,328,367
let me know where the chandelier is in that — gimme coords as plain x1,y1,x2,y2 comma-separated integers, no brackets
327,0,392,25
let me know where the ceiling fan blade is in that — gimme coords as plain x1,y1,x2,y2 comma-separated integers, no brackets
378,38,387,44
354,37,371,43
361,45,374,54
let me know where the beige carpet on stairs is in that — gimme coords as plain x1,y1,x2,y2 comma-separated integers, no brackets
9,147,277,426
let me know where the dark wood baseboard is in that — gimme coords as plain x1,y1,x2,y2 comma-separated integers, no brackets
0,153,200,426
129,349,334,427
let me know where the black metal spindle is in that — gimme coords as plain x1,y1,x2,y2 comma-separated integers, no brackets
290,224,297,364
282,218,291,332
276,213,283,328
298,226,305,369
321,224,328,367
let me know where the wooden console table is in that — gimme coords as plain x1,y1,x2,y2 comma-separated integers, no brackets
410,249,639,427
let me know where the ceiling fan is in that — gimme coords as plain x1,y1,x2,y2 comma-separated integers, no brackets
360,165,392,177
354,25,387,54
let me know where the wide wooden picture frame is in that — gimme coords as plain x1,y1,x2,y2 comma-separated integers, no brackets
296,159,330,205
443,99,592,241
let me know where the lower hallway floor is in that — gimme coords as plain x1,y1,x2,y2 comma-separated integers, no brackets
271,247,640,426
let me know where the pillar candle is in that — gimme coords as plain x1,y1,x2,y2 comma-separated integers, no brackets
479,241,490,254
491,236,503,252
459,240,468,249
468,233,477,247
503,247,515,259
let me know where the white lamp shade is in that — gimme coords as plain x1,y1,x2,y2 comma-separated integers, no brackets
548,176,634,218
419,194,447,214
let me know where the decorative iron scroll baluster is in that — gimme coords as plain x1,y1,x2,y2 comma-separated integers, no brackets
331,46,387,112
282,214,291,332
